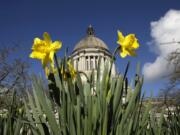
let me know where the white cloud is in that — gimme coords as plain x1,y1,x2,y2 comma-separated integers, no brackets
143,9,180,81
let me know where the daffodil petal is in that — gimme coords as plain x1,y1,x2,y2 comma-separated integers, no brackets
34,38,43,44
61,65,67,80
49,51,55,69
49,51,54,62
117,41,121,45
41,55,49,68
43,32,52,44
122,34,135,47
117,31,124,44
120,51,128,58
32,38,44,50
126,48,137,56
51,41,62,51
29,51,46,59
131,39,139,49
120,47,128,58
67,60,76,79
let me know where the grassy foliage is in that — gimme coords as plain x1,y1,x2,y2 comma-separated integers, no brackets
0,59,180,135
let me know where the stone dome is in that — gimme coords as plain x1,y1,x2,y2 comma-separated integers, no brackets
73,25,109,51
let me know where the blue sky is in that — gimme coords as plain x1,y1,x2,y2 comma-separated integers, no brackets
0,0,180,96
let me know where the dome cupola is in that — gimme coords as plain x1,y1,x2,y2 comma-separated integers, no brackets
73,25,109,52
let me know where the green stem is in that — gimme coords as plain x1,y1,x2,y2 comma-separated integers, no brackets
108,46,120,77
54,53,62,81
112,46,121,61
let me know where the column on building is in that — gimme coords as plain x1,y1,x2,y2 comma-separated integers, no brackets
93,55,96,69
89,56,91,70
76,57,79,71
95,56,97,69
88,56,90,70
79,55,82,71
79,52,85,71
85,55,89,70
90,56,93,70
85,55,87,70
111,63,116,76
101,53,104,70
73,57,77,71
97,55,100,68
73,58,76,70
82,55,85,71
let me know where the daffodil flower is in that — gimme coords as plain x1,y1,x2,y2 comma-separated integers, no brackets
61,60,77,80
117,31,140,58
67,60,76,79
29,32,62,77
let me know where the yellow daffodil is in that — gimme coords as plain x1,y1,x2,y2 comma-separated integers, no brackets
117,31,139,58
61,60,77,80
67,60,77,79
29,32,62,77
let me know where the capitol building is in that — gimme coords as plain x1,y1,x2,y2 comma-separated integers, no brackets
70,25,116,82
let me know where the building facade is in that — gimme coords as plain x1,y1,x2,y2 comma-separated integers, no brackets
69,25,116,82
